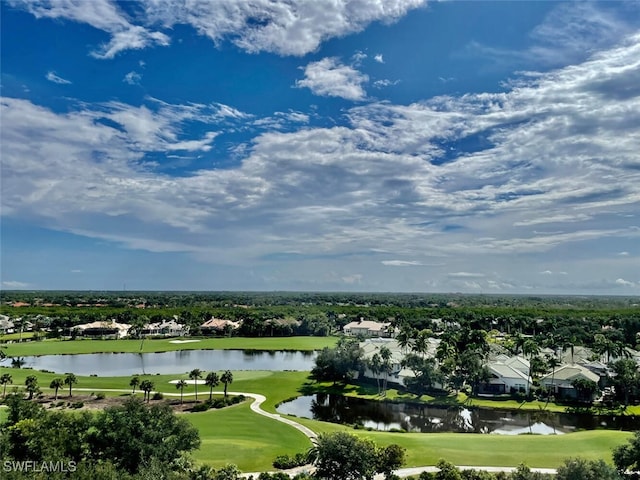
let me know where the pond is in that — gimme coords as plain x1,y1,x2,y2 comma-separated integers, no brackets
276,394,640,435
21,350,317,376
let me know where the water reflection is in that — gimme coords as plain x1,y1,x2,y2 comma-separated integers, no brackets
277,394,640,434
22,350,317,376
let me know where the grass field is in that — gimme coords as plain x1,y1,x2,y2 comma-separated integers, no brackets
0,364,636,472
191,402,312,471
1,336,338,357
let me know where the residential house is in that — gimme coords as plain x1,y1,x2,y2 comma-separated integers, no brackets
0,315,14,334
75,320,131,339
142,319,188,337
343,319,395,338
540,364,600,400
480,359,531,395
200,318,241,335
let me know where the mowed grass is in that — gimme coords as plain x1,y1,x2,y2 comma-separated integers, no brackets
0,367,309,409
2,336,338,357
291,416,630,468
190,402,312,471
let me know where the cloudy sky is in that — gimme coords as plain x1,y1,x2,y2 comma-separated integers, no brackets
1,0,639,294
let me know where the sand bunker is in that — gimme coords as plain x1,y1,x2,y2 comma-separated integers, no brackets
168,379,206,385
168,339,201,344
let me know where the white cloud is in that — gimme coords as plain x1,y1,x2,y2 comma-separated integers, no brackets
45,71,71,84
382,260,423,267
341,274,363,284
141,0,426,56
374,54,384,63
448,272,485,278
296,57,368,100
618,251,630,256
615,278,636,287
10,0,170,58
123,71,142,85
373,79,400,88
2,281,29,288
539,270,568,275
1,32,639,293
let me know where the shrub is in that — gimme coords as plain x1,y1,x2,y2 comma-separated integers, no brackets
152,392,164,400
95,392,106,400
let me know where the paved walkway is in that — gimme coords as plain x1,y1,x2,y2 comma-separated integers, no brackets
6,387,559,478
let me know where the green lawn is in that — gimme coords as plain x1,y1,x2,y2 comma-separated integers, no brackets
292,416,630,468
0,367,309,409
0,365,635,473
2,336,337,357
190,402,312,471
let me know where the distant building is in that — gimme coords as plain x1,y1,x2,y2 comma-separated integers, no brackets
75,320,131,339
343,319,395,338
200,318,241,335
540,364,600,399
0,315,14,334
142,319,188,337
480,358,531,395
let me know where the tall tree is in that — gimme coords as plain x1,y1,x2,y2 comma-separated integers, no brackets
379,346,393,395
205,371,220,401
129,375,140,395
189,368,203,401
0,372,12,397
25,375,39,400
613,430,640,476
49,378,64,401
140,379,154,403
64,372,77,398
175,379,187,405
368,353,382,395
220,370,233,399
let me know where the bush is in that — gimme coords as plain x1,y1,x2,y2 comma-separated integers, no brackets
71,401,84,409
95,392,106,400
152,392,164,400
191,402,210,412
272,452,308,469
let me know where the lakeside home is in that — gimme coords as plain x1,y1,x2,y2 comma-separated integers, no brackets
344,319,395,338
75,320,131,339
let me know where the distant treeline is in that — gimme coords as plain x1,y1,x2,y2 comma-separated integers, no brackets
1,291,639,345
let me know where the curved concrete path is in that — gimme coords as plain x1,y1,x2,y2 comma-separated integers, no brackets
8,387,559,479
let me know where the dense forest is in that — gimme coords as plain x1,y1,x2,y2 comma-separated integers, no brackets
1,291,639,349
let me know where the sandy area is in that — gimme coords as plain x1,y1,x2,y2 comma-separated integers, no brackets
168,339,201,344
168,379,206,385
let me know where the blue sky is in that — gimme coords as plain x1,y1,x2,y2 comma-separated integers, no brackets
1,0,639,294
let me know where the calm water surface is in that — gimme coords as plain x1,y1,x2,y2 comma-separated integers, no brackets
22,350,316,376
276,394,640,435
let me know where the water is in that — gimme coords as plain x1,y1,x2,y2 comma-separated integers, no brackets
276,394,640,434
21,350,317,376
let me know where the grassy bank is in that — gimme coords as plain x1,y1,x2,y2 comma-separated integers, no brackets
191,402,312,471
0,366,635,472
1,336,338,356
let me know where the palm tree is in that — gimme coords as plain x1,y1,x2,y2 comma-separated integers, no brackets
64,373,77,398
544,354,561,408
129,375,140,395
412,330,430,358
175,379,187,405
49,378,64,400
25,375,38,400
379,346,392,396
368,353,382,395
205,372,220,402
0,373,12,397
220,370,233,399
189,368,203,401
140,380,154,403
396,326,414,354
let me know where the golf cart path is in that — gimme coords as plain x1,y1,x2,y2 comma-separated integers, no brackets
14,388,559,478
66,387,318,440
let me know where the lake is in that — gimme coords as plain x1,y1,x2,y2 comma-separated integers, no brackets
21,349,317,376
276,393,640,434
